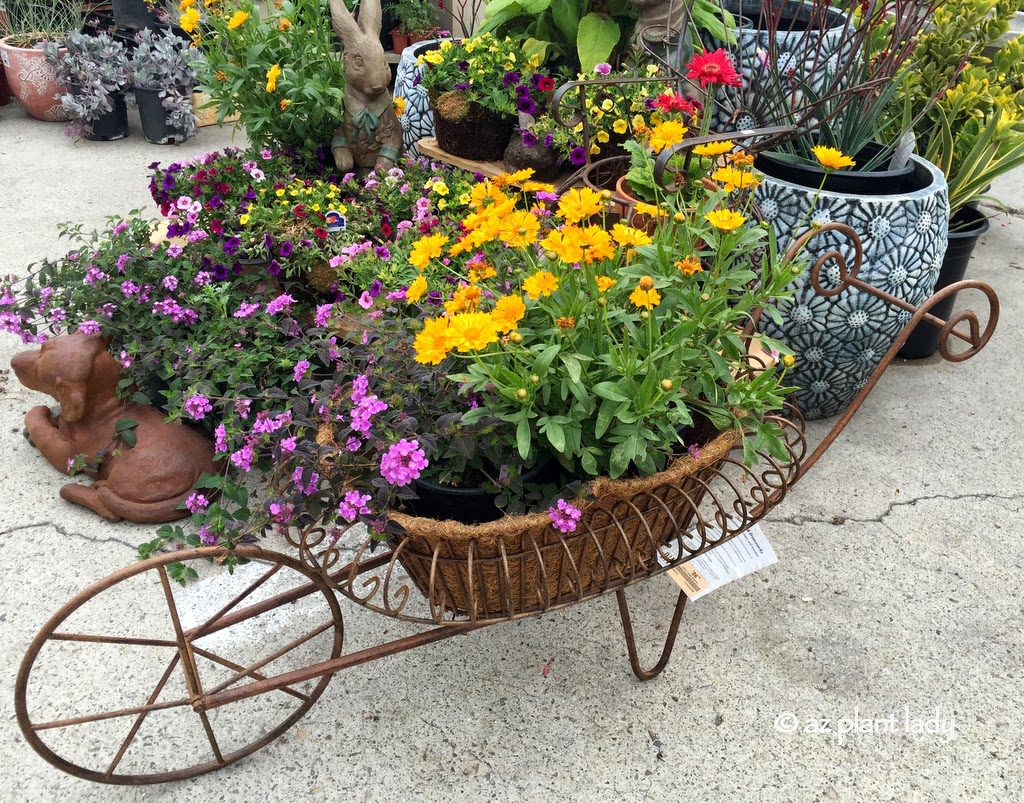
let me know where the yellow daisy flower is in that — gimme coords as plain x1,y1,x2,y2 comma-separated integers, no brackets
227,10,249,28
265,63,282,93
491,294,526,333
611,223,653,248
705,209,747,231
675,256,703,276
595,275,616,292
693,140,734,157
557,187,604,225
408,233,449,270
811,145,856,170
648,120,688,152
406,274,427,303
447,312,500,352
498,210,540,248
413,317,451,365
629,277,661,310
523,270,559,298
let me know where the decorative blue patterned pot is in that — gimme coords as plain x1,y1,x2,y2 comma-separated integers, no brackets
755,155,949,419
393,38,447,158
708,0,849,132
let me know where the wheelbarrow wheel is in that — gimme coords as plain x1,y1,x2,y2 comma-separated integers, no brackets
15,545,343,785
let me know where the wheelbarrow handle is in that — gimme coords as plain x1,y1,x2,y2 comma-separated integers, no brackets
781,222,1001,480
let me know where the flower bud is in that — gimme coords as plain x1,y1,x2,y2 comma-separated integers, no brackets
783,354,796,367
639,310,650,320
700,292,711,301
597,296,607,307
510,332,523,343
638,275,654,290
529,374,539,384
600,189,612,200
660,379,674,391
516,388,528,400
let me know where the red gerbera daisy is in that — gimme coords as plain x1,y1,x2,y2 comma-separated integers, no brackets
685,48,743,88
653,92,697,114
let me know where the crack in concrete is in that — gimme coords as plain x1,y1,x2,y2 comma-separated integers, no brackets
0,520,136,550
768,491,1024,528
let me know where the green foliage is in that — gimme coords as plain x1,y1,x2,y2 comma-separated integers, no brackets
385,0,438,35
192,0,347,162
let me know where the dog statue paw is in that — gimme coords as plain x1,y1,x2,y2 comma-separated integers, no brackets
11,333,218,523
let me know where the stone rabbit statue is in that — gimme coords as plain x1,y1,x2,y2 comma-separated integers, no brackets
11,333,218,523
328,0,403,172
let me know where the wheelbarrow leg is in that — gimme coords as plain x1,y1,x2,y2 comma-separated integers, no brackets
615,587,687,682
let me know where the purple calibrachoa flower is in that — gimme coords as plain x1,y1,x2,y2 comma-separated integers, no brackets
293,359,311,382
379,438,428,486
594,62,611,75
184,394,213,420
338,490,372,522
186,493,209,513
548,499,583,533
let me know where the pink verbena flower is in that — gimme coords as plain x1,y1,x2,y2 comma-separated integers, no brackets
198,525,217,545
687,443,702,460
548,499,582,533
78,320,101,335
350,394,387,435
338,490,373,522
379,439,428,486
280,436,297,453
214,424,228,453
184,394,213,420
163,275,178,291
230,446,255,472
233,301,260,318
234,399,252,418
315,303,334,327
186,493,209,513
266,293,296,315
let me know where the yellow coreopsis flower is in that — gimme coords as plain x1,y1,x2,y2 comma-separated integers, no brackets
634,201,669,218
523,270,559,298
629,277,661,310
447,312,500,352
265,63,282,92
498,210,540,248
493,168,534,188
675,256,703,276
179,6,200,32
445,283,483,314
540,228,584,264
557,187,604,225
408,233,449,270
811,145,856,170
393,95,406,115
227,9,249,28
693,140,734,157
179,0,196,7
711,166,760,192
406,274,428,303
567,226,615,264
469,181,509,209
648,120,688,152
595,275,616,292
280,98,290,110
491,294,526,332
468,261,497,282
414,317,451,365
705,209,747,231
611,223,652,248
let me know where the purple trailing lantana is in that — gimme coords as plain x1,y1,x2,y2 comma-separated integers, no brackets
379,438,428,486
548,499,583,533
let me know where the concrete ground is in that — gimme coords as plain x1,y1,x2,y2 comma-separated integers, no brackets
0,100,1021,803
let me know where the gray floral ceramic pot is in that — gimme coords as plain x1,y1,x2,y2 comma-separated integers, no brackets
755,155,949,419
393,38,446,158
707,0,849,132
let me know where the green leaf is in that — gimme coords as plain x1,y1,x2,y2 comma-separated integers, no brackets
121,429,137,449
516,416,532,460
576,13,620,73
114,418,138,432
593,381,630,402
551,0,580,43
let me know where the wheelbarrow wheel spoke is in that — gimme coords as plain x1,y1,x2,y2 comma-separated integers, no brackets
16,546,344,785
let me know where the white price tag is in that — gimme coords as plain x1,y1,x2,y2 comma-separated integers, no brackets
660,520,776,601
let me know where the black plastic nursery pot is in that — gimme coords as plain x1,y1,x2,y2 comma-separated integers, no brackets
756,141,915,195
898,205,991,360
407,458,556,525
111,0,160,30
134,87,186,145
431,94,515,161
86,94,129,141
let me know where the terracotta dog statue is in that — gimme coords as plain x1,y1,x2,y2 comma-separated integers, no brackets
11,333,218,523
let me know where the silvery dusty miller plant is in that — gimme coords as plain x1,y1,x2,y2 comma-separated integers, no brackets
44,32,131,137
132,27,200,137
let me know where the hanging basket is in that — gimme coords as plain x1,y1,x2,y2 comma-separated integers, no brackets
429,91,514,161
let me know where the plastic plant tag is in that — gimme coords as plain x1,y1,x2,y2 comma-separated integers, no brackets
659,520,776,601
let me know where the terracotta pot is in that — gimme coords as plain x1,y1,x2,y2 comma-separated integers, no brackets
0,35,71,121
615,175,661,233
390,29,409,52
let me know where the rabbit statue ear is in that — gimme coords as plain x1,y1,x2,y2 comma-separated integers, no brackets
328,0,361,42
357,0,383,38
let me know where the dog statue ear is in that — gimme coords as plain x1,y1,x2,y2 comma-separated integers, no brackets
55,378,87,423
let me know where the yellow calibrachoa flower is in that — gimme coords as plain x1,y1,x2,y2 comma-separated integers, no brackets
629,277,661,310
393,96,406,115
420,49,444,65
595,275,616,292
265,63,282,93
675,256,703,276
540,228,583,264
445,284,482,314
414,317,451,365
612,118,628,135
406,274,427,303
711,166,760,192
498,210,540,248
239,213,251,225
611,223,653,248
567,225,615,264
408,233,449,270
447,312,500,352
693,140,734,157
432,181,449,196
705,209,747,231
647,120,688,152
491,294,526,332
227,10,249,28
811,145,856,170
557,187,604,224
523,270,559,298
179,6,200,32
